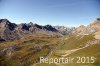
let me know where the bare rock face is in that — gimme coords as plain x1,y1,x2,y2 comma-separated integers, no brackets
0,19,62,41
34,44,42,51
73,25,86,33
54,26,75,35
0,19,19,41
0,19,17,30
73,18,100,35
44,25,58,32
0,46,18,56
89,18,100,31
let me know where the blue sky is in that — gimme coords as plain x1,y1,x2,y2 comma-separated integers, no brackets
0,0,100,27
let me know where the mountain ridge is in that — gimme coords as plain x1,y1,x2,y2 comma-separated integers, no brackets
0,18,100,41
0,19,74,41
72,18,100,35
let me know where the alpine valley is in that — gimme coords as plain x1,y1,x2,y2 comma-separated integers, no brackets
0,18,100,66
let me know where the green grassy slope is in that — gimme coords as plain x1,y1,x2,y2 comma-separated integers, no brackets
36,34,100,66
0,34,100,66
0,35,61,66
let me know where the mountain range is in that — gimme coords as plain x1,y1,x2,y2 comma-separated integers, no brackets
0,19,75,41
0,18,100,66
0,18,100,41
73,18,100,35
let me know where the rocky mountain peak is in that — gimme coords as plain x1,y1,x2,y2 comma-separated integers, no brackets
0,19,63,41
18,23,30,31
0,19,10,23
96,18,100,20
54,26,75,35
90,18,100,26
44,25,57,32
73,18,100,35
28,22,34,26
0,19,10,28
89,18,100,30
0,19,17,31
